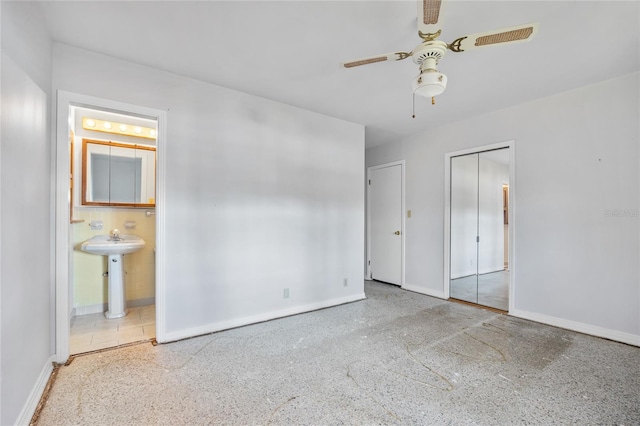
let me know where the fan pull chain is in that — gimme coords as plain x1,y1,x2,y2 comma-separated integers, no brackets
412,93,416,118
412,95,438,118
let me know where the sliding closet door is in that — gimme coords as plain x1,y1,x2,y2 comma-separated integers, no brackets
450,148,510,311
477,150,510,310
450,154,479,304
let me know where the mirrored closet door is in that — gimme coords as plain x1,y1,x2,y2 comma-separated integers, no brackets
450,148,510,311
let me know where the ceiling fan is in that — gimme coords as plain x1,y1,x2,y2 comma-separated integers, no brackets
342,0,539,107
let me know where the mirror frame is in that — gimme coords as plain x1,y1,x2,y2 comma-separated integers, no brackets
81,138,156,208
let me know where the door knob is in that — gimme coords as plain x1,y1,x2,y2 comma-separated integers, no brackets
394,231,401,235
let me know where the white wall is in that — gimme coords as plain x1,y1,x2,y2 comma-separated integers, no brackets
52,43,365,341
1,2,54,424
367,72,639,344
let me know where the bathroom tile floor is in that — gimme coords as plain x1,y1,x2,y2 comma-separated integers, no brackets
69,305,156,354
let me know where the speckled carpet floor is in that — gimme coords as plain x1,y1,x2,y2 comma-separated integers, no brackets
36,281,639,425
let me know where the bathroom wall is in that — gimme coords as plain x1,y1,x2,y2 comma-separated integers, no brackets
72,209,156,314
1,2,54,424
71,107,157,314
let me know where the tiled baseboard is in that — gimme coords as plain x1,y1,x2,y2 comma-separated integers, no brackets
72,297,155,317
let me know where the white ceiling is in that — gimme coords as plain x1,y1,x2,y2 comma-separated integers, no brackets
39,1,639,149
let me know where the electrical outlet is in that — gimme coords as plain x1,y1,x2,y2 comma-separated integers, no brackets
343,278,348,287
283,288,290,299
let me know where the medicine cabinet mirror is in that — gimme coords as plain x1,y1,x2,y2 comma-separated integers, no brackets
82,139,156,207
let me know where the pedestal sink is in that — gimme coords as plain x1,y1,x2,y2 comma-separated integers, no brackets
80,233,145,319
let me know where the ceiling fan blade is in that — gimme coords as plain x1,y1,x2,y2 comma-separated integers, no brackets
418,0,445,39
342,52,411,68
448,22,539,53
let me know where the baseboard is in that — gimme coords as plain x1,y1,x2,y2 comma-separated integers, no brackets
451,269,505,280
73,297,155,316
15,355,55,426
450,271,476,280
160,293,366,343
127,297,155,308
510,309,640,347
401,283,446,300
478,268,507,276
73,303,107,316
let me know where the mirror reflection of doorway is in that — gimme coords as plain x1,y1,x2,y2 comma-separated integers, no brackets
450,148,510,311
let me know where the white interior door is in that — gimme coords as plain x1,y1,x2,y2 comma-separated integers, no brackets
369,163,403,285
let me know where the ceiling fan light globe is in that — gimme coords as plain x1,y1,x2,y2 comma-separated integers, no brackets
413,72,447,98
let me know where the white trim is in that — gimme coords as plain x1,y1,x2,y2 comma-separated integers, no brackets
161,293,366,343
402,283,446,300
155,105,167,343
444,140,516,311
366,160,406,286
510,309,640,347
55,91,167,363
15,356,55,426
0,20,2,425
507,144,516,313
54,91,71,364
443,155,451,299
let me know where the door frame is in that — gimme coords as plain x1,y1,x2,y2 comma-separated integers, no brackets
444,140,515,312
366,160,405,286
54,91,167,363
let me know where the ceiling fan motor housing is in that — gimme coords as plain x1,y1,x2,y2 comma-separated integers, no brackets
412,41,448,98
412,41,447,67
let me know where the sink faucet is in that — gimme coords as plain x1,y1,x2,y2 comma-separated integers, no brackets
110,229,122,241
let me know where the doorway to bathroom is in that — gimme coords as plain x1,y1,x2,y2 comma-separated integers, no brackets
55,92,166,363
444,141,514,313
68,106,157,354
